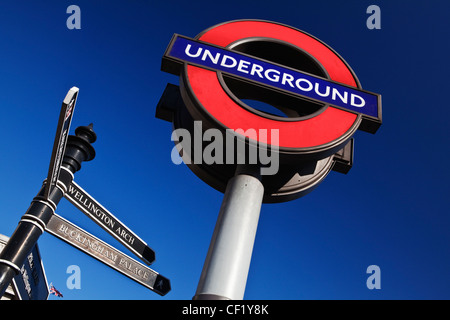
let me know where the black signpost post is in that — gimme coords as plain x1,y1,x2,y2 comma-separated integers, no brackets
0,87,170,299
0,234,49,300
0,118,97,297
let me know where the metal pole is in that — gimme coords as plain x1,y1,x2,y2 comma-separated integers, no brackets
0,124,96,298
193,165,264,300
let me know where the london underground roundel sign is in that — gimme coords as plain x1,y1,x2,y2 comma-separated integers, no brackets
162,20,382,160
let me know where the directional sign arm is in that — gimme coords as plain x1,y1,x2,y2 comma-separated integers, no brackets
63,180,155,265
43,87,78,200
46,214,170,296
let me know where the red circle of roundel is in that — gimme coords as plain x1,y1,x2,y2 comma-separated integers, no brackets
184,20,360,149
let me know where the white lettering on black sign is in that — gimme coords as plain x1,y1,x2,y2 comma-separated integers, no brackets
64,181,155,265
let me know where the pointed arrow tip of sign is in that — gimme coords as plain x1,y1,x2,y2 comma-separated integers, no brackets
154,274,171,296
143,247,156,265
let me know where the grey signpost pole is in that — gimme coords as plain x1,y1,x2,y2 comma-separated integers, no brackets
0,124,97,298
193,165,264,300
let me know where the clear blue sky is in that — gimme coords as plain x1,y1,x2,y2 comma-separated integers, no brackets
1,0,449,300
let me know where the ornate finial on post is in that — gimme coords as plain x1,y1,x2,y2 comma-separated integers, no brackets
63,124,97,173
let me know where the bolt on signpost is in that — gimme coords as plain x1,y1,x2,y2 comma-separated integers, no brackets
157,20,382,299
